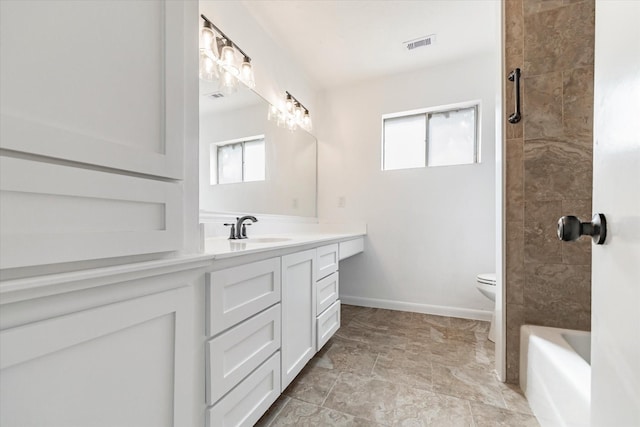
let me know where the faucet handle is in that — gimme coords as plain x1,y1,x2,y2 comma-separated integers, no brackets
241,223,252,238
223,223,236,240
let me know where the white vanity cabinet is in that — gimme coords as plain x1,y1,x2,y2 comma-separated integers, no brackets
281,249,317,390
205,258,282,426
314,244,341,351
204,237,363,426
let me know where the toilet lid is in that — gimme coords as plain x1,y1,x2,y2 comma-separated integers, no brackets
477,273,496,285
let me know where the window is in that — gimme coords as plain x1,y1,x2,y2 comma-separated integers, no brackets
382,104,479,170
210,136,265,184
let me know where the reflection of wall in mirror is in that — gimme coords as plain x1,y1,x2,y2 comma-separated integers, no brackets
199,102,317,217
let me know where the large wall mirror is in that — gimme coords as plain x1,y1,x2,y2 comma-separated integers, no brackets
199,80,317,217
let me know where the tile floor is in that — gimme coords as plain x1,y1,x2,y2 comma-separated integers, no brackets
256,304,539,426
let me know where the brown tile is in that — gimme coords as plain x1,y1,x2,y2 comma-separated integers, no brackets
524,263,591,330
394,387,475,427
523,72,563,139
563,66,594,143
560,199,592,264
340,304,363,326
524,139,592,201
499,382,534,415
470,401,540,427
271,398,378,427
372,349,433,391
506,138,524,222
255,395,291,427
449,318,490,333
523,1,594,76
408,313,450,342
506,233,524,304
556,1,595,71
309,336,378,376
523,0,564,16
474,336,496,367
283,365,340,405
523,200,562,264
506,220,524,241
505,304,524,383
431,362,506,408
358,307,416,332
336,320,409,351
523,8,563,76
428,337,482,368
505,0,524,75
323,372,399,425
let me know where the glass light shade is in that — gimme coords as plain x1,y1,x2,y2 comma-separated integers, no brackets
285,96,294,112
267,104,279,121
200,25,215,51
303,112,312,130
294,104,303,120
240,58,255,88
220,68,238,94
287,115,297,131
199,50,218,81
220,43,238,75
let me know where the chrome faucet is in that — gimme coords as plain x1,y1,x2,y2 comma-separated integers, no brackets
234,215,258,239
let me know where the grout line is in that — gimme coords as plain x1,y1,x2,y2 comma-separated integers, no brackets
263,396,291,427
468,399,478,427
319,372,340,408
370,353,380,376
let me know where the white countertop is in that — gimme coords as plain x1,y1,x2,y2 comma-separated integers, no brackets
203,232,365,259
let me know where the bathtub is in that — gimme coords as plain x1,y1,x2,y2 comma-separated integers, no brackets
520,325,591,427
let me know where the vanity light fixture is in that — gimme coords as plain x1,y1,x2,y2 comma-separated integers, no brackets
199,14,255,91
267,91,312,132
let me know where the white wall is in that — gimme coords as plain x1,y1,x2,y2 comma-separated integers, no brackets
317,53,497,317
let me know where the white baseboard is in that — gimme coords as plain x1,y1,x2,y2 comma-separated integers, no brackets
340,295,492,322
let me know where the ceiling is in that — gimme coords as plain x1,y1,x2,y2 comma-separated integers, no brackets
242,0,500,89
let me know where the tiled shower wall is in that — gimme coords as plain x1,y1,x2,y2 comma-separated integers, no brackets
504,0,594,382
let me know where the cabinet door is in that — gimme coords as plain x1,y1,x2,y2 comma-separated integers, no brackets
281,249,316,390
0,288,191,427
0,0,186,179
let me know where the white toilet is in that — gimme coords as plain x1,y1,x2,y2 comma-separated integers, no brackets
476,273,496,342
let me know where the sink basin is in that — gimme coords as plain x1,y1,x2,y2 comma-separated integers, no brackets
238,237,292,244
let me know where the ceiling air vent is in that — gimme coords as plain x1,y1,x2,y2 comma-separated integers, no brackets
404,34,436,51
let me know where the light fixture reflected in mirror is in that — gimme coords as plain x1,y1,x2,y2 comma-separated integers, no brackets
199,14,255,92
267,91,312,132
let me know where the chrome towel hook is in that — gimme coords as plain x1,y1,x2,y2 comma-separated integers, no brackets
508,68,522,124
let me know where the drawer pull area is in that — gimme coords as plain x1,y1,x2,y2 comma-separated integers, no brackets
317,300,340,350
207,257,281,336
206,351,281,427
206,304,281,405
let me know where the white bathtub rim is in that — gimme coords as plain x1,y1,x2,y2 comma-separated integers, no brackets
520,325,591,427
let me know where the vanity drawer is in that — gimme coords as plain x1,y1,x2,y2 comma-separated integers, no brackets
339,237,364,260
316,244,339,280
317,300,340,350
316,272,339,314
206,304,281,405
206,351,281,427
206,257,281,336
